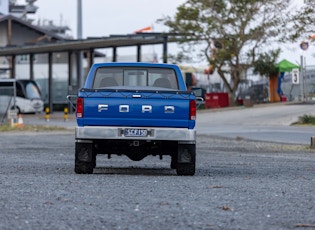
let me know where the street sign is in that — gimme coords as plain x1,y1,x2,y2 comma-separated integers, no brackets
291,68,299,84
300,41,309,51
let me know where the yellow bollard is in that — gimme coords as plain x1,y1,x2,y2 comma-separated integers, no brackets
45,107,50,122
64,107,69,122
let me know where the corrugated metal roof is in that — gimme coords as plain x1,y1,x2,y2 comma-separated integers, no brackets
0,33,183,56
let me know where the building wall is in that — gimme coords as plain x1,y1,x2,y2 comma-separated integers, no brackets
0,22,7,46
0,20,73,78
11,21,44,45
0,22,8,68
0,0,9,15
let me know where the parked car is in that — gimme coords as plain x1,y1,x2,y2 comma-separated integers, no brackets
0,79,44,114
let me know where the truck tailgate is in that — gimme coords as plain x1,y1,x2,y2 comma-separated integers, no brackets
78,90,194,128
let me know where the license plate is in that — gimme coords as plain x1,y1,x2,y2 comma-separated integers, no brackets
124,128,148,137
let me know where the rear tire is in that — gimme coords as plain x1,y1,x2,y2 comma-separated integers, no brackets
75,161,93,174
176,144,196,176
75,142,94,174
176,163,195,176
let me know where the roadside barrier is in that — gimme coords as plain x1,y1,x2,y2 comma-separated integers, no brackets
45,107,50,122
64,107,69,121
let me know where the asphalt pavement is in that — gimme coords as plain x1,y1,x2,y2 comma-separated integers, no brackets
21,101,315,145
1,129,315,229
2,102,315,229
196,102,315,145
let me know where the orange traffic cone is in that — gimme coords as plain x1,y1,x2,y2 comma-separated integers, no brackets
17,114,24,128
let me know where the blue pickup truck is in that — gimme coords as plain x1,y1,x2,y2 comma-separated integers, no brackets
71,62,199,175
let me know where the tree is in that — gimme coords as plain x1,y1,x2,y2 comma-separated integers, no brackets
286,0,315,41
253,50,280,78
159,0,315,104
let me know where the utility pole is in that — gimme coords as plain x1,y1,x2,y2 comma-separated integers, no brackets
77,0,83,88
300,55,304,101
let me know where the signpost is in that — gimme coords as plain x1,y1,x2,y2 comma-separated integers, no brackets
300,55,305,101
291,68,299,85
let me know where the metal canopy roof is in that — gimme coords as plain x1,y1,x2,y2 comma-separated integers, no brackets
0,33,182,56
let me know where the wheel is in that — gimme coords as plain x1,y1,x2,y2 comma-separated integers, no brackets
75,142,94,174
176,163,195,176
75,161,93,174
176,144,196,176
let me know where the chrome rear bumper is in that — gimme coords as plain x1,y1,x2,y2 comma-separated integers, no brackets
75,126,196,143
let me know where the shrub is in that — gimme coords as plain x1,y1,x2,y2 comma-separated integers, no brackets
298,114,315,124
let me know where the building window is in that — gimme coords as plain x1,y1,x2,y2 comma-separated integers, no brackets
19,54,36,63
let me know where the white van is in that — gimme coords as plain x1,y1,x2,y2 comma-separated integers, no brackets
0,79,44,114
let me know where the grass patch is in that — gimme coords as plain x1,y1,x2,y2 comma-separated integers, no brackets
297,114,315,125
0,124,68,132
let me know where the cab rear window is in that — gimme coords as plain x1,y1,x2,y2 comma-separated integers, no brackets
93,67,179,90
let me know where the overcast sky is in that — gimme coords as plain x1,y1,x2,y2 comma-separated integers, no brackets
27,0,186,62
28,0,314,66
31,0,185,38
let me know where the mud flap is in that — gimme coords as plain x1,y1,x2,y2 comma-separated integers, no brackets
75,140,93,174
177,144,195,163
176,144,196,176
75,141,93,162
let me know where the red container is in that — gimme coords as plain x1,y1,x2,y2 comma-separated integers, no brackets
205,93,229,109
280,95,287,102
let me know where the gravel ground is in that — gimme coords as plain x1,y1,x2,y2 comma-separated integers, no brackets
0,131,315,230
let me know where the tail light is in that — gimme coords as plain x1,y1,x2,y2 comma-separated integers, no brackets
189,100,196,120
76,97,84,118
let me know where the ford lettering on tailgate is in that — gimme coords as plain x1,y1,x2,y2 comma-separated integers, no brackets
124,128,148,137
